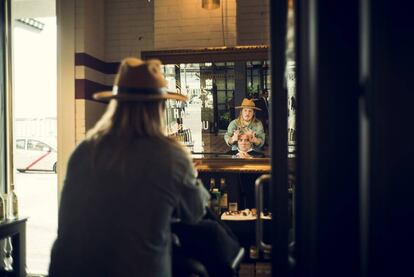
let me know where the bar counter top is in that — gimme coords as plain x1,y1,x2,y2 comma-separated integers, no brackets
194,157,271,173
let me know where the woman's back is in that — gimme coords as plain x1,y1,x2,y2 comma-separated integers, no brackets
50,57,209,277
49,137,207,277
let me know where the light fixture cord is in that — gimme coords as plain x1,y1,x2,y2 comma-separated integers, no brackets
221,0,226,46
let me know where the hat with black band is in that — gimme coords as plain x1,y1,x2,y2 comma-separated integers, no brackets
93,57,187,102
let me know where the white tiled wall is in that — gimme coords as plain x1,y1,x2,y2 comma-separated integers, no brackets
75,0,105,59
75,0,85,53
75,99,107,144
75,0,269,61
72,0,268,141
237,0,269,45
154,0,237,49
85,100,107,132
75,0,106,140
104,0,154,62
75,66,109,85
84,0,105,59
75,99,86,144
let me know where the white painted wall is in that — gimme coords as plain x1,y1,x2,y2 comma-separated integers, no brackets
67,0,270,148
105,0,154,62
154,0,236,49
237,0,269,45
75,0,107,143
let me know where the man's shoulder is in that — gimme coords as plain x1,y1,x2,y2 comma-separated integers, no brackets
226,149,238,155
250,150,265,157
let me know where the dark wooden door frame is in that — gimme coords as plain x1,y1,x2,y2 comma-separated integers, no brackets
295,0,360,276
363,1,414,276
269,0,289,276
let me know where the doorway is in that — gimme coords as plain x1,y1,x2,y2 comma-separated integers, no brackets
11,0,57,274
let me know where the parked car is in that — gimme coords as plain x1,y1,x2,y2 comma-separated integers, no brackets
15,138,57,173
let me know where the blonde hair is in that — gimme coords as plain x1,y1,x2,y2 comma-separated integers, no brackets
236,108,259,127
86,99,181,170
87,100,166,140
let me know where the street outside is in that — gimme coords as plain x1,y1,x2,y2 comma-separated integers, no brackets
14,171,58,275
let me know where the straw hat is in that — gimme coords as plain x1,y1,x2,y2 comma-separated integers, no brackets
235,98,262,110
93,57,187,102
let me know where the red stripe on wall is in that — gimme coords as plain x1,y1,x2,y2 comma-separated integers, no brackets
75,53,120,74
75,79,111,101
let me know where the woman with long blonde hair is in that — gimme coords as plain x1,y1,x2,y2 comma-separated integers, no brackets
224,98,265,151
49,58,209,277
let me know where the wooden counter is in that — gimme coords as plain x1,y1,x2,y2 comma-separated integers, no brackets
194,157,271,173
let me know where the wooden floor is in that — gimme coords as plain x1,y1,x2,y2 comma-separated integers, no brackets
239,262,271,277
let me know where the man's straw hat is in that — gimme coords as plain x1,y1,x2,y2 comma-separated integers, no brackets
235,98,262,110
93,57,187,102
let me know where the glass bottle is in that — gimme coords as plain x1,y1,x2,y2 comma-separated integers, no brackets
211,188,221,216
209,178,216,192
207,178,215,208
3,238,13,271
249,245,259,260
219,178,228,212
10,185,18,218
0,194,5,222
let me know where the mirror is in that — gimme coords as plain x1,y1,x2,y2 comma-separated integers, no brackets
142,47,270,160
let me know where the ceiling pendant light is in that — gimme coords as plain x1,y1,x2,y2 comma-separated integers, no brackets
202,0,220,10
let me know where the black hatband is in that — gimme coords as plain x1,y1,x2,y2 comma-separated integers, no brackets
112,86,166,95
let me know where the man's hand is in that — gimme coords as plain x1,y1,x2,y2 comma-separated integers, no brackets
193,160,202,168
236,151,253,158
249,131,260,145
230,130,240,144
244,128,254,138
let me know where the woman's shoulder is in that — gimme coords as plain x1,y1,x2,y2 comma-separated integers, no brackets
167,140,192,162
64,140,96,176
156,139,195,178
143,136,192,161
70,140,93,160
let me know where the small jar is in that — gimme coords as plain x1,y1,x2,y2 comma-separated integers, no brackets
229,202,238,212
249,245,259,259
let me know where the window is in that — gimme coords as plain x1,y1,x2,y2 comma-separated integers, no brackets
11,4,58,273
